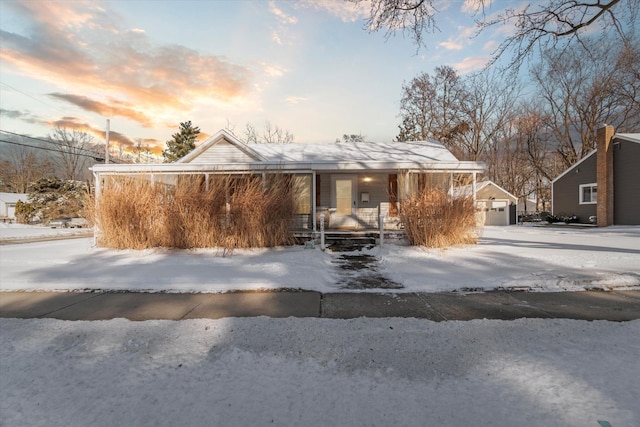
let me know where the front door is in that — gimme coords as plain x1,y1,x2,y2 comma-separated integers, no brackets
331,175,357,228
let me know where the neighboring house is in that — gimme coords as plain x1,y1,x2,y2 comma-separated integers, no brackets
552,127,640,225
0,192,28,221
517,197,537,215
91,129,485,233
452,180,517,226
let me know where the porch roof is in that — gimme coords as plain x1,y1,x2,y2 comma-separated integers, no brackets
91,160,485,175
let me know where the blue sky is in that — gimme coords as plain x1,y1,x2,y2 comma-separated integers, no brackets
0,0,506,154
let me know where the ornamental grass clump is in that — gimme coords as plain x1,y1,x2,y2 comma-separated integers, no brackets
400,187,480,248
91,174,297,250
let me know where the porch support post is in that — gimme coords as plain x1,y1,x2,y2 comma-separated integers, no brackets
404,171,410,199
472,172,477,204
205,174,210,191
312,171,317,232
93,171,101,246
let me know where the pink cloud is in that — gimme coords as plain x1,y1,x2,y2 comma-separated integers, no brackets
0,1,253,125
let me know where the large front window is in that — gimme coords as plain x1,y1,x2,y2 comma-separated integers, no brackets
579,183,597,204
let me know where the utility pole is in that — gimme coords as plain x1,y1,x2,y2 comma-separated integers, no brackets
105,119,110,164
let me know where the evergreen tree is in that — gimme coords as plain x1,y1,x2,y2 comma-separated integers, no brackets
162,121,200,162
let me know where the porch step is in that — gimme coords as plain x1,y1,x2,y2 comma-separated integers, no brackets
327,236,376,252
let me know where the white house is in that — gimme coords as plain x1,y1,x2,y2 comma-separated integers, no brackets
0,192,28,221
91,129,486,233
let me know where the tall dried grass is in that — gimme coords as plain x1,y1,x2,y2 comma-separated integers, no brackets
400,186,480,248
89,174,298,250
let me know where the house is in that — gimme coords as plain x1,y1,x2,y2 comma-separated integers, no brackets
451,180,517,226
551,127,640,225
517,197,537,215
91,129,485,233
0,192,28,221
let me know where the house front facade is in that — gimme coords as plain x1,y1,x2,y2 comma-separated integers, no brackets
0,192,28,221
91,130,485,233
552,127,640,225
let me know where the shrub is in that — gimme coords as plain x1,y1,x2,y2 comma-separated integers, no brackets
400,187,480,248
90,174,298,250
14,200,35,224
27,177,87,223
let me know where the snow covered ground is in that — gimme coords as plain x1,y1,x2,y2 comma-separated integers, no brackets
1,224,639,426
0,222,90,242
1,317,638,427
1,223,639,293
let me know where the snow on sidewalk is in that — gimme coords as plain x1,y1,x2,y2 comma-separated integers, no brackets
1,317,638,427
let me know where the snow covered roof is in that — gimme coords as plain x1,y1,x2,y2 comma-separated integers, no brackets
181,129,458,163
0,193,28,204
93,129,485,174
451,180,517,201
615,133,640,144
247,140,459,163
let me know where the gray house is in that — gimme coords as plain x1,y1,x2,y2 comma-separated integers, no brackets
551,127,640,226
92,129,485,233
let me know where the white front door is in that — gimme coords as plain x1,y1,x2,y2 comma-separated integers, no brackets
331,175,357,228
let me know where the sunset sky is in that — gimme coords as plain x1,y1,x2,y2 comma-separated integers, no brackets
0,0,509,155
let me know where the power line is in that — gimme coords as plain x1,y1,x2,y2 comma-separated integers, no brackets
0,139,130,164
0,129,109,159
0,82,68,115
0,139,105,161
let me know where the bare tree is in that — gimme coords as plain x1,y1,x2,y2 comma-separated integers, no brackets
531,36,640,168
397,66,516,161
354,0,638,70
397,66,469,157
49,127,94,181
482,0,638,68
244,121,294,144
458,70,519,161
0,143,54,193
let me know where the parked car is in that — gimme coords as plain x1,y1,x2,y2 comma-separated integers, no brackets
49,217,88,228
49,217,72,228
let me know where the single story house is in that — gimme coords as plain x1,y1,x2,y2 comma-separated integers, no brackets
0,192,28,221
91,129,485,233
451,180,517,226
551,127,640,225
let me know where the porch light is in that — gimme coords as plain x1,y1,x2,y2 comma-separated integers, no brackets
363,177,372,183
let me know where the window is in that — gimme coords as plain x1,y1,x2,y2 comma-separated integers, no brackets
579,183,597,204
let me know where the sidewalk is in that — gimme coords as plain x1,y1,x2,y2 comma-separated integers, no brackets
1,289,639,321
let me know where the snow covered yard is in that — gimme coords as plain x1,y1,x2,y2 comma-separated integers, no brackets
0,222,90,242
1,224,639,293
2,224,639,427
1,317,638,427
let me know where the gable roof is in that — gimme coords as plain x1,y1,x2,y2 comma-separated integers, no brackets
0,193,28,203
178,129,265,163
551,132,640,184
92,129,485,174
451,180,517,201
181,129,459,164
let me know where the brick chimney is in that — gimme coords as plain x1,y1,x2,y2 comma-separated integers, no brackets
596,125,615,226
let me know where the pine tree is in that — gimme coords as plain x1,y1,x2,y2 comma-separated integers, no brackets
162,121,200,162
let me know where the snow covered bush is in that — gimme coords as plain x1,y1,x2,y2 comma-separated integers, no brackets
26,177,88,224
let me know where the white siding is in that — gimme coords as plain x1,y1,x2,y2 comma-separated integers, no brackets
188,140,257,164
